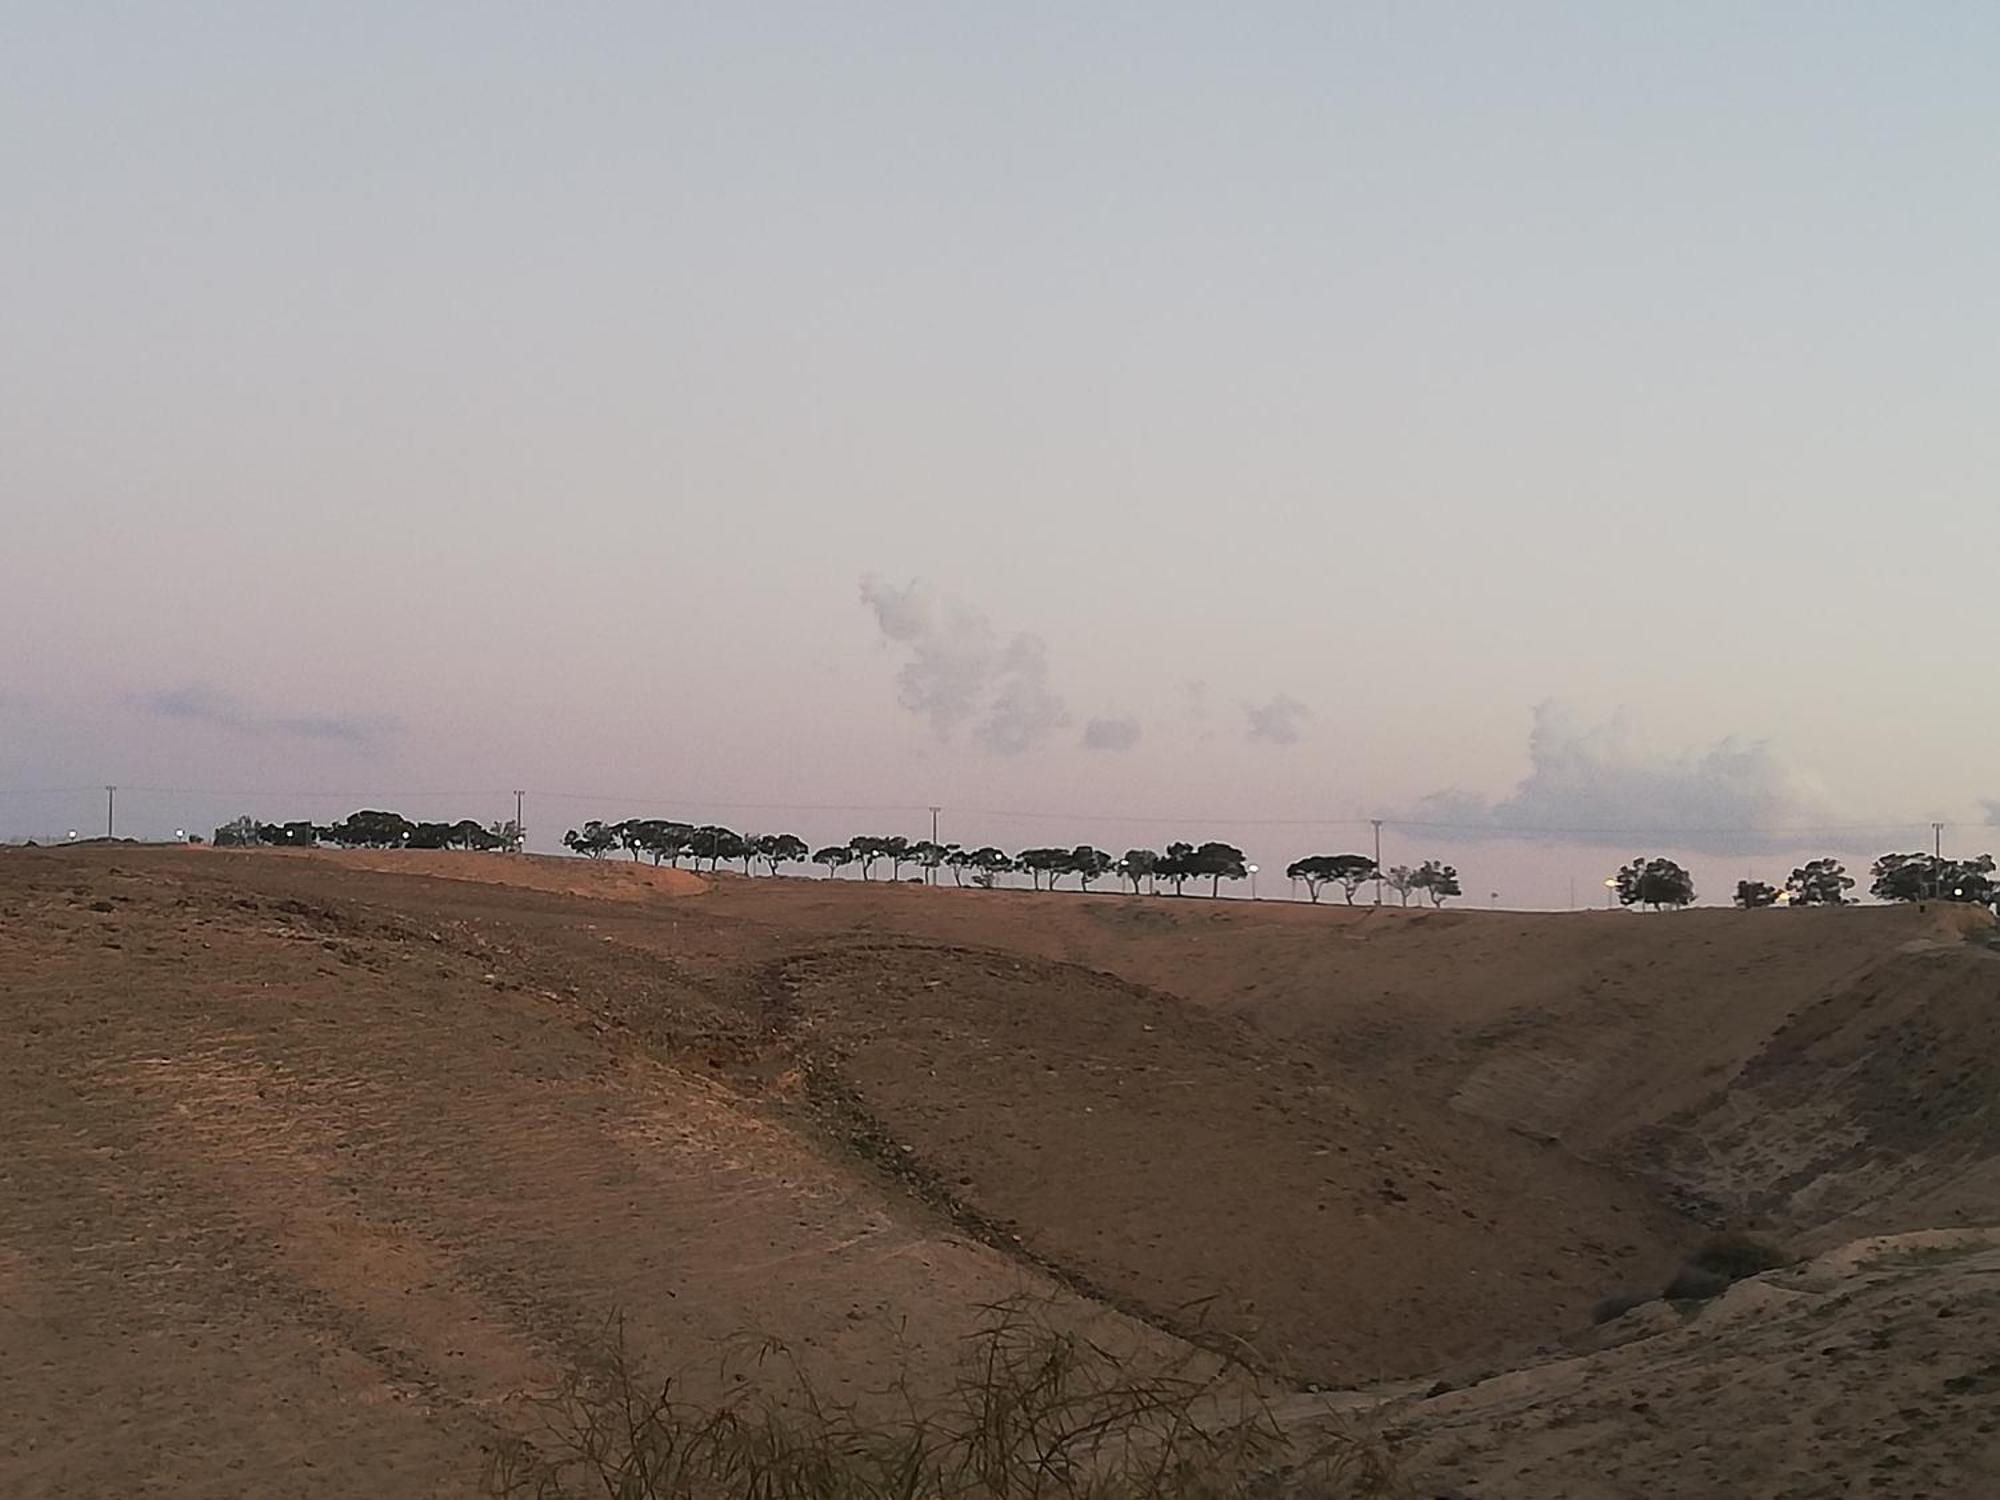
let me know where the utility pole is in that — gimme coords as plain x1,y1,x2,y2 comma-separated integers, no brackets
928,806,941,885
1370,818,1383,905
514,790,526,852
105,785,116,839
1933,822,1945,858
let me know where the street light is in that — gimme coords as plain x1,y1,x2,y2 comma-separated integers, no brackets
1247,863,1260,900
1603,877,1617,909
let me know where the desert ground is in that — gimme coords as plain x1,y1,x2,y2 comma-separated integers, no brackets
3,846,1997,1496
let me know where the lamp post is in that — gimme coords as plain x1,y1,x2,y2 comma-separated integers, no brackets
1603,877,1617,909
1247,863,1259,900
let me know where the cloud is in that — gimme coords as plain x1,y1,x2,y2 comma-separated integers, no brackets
1081,716,1142,752
859,578,1071,755
1245,693,1309,746
1404,703,1840,855
134,684,399,746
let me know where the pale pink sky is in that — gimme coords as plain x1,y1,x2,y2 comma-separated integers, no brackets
5,5,1997,903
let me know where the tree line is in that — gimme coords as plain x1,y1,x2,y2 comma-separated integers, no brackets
208,810,1460,902
555,818,1466,902
208,813,2000,914
212,810,522,851
1611,851,2000,911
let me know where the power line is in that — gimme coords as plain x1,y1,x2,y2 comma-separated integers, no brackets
0,782,1968,843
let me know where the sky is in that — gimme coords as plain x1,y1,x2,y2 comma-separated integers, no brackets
4,3,1998,905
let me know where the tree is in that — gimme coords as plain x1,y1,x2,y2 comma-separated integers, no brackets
451,818,501,851
881,836,915,881
1785,859,1854,907
1614,856,1694,910
1156,842,1196,896
1069,846,1114,890
324,810,415,849
847,836,890,881
1872,851,1997,905
255,820,318,848
754,833,809,875
1118,849,1159,895
1285,856,1333,903
684,825,743,871
1383,864,1417,906
1191,841,1248,897
623,819,693,866
960,847,1013,888
1410,860,1462,907
813,844,854,878
1286,853,1376,904
909,840,951,884
406,821,458,850
489,818,524,853
1735,879,1779,909
563,821,618,859
213,815,261,847
1947,855,1999,905
1016,847,1068,890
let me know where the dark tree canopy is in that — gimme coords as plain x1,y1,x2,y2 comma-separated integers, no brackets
1410,859,1461,907
754,833,809,874
1614,856,1694,910
1118,849,1159,894
1735,879,1779,909
957,847,1013,887
1286,853,1376,904
845,836,889,879
1016,847,1072,889
562,820,618,859
1190,841,1248,897
813,844,854,875
1069,846,1114,889
1785,858,1853,906
1871,851,1997,905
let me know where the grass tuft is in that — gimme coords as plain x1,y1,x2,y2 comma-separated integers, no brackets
485,1299,1404,1499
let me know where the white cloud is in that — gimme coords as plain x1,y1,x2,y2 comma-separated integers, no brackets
1081,716,1142,752
1404,702,1842,855
859,578,1071,755
1245,693,1309,746
134,683,399,746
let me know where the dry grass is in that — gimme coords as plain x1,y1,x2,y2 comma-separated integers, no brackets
486,1301,1404,1499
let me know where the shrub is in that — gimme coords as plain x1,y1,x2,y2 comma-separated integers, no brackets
1662,1232,1793,1303
1590,1292,1655,1325
1661,1266,1733,1303
1683,1232,1792,1282
485,1300,1404,1499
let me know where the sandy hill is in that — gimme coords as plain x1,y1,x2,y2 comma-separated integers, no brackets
2,847,1994,1497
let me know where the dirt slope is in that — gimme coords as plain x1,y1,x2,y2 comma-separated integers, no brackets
1375,1228,2000,1498
1640,919,2000,1244
6,847,1996,1499
773,939,1681,1382
683,880,1990,1236
0,854,1101,1497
